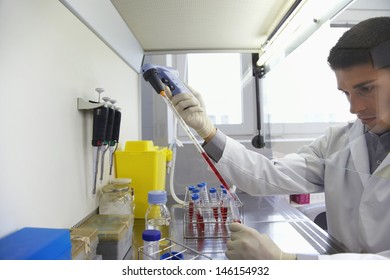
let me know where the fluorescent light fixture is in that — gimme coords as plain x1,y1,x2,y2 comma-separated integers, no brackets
257,0,354,67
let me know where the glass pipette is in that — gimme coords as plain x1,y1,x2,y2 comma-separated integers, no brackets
159,90,242,222
141,63,242,223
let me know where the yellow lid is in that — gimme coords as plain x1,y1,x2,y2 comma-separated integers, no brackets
124,141,154,152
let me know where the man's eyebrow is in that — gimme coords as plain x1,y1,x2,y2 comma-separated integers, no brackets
337,79,377,91
353,79,377,89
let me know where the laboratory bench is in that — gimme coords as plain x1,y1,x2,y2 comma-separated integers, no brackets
129,193,347,260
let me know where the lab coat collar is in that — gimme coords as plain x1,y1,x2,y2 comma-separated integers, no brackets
349,120,390,184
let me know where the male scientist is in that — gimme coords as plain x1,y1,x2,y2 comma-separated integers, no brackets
168,17,390,260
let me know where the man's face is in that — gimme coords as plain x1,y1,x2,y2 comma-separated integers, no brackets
335,63,390,134
376,68,390,131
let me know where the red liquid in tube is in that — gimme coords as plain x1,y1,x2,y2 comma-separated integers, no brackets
189,201,194,222
212,207,219,221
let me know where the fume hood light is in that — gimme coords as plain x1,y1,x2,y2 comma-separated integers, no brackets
257,0,354,67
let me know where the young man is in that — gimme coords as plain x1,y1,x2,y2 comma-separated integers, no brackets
169,17,390,259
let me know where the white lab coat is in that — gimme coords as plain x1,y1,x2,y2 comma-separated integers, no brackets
216,120,390,259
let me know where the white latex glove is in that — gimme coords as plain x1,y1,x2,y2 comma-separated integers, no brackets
165,85,215,139
225,223,296,260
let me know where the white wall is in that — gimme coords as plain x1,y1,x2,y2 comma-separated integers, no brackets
0,0,140,238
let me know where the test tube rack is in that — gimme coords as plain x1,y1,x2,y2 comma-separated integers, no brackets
183,189,244,239
138,238,212,260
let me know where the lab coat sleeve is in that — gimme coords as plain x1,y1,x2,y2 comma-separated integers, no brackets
203,129,225,162
214,133,326,196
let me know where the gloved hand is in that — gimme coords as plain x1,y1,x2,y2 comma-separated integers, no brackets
225,223,296,260
165,85,215,140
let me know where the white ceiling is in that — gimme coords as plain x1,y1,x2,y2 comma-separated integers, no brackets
109,0,390,54
60,0,390,72
110,0,296,53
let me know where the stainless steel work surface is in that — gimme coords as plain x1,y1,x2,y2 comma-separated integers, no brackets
130,194,346,260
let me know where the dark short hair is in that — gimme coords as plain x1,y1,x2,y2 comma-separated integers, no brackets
327,17,390,70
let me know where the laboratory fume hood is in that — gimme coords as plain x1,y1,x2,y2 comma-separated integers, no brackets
58,0,387,72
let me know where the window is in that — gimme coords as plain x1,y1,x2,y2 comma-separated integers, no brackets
174,53,256,139
144,24,353,144
262,23,355,140
187,53,243,125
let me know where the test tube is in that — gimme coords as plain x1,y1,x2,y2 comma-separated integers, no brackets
191,188,200,197
219,184,225,196
191,189,200,223
142,229,161,260
192,193,204,234
221,189,229,223
187,185,195,199
209,187,219,221
188,189,195,222
230,199,242,223
197,182,209,204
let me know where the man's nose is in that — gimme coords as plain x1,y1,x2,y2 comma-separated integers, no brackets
349,94,366,114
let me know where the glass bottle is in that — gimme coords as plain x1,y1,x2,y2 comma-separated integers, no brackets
142,229,161,260
99,183,133,215
110,178,135,212
145,190,171,247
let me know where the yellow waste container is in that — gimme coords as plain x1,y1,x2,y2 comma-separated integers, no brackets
114,141,172,219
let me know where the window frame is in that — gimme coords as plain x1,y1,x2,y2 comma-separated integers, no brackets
260,24,355,143
172,53,257,140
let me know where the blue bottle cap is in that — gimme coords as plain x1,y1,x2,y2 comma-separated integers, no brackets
197,182,207,188
187,185,195,191
142,229,161,241
209,187,217,193
148,190,167,204
191,193,200,201
192,189,200,194
160,251,184,260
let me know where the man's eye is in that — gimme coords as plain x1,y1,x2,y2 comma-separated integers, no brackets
358,85,376,95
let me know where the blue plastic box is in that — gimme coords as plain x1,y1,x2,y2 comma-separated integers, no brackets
0,227,71,260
